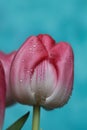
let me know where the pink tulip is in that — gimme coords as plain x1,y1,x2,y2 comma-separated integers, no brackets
10,34,74,109
0,51,16,129
0,51,16,106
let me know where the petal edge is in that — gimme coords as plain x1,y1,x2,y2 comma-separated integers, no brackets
0,61,6,130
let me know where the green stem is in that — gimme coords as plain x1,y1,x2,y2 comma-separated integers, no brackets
32,106,40,130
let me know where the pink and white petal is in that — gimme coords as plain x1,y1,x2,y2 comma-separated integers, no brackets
30,60,57,105
45,42,74,109
10,36,48,105
38,34,55,52
0,62,6,130
0,51,16,106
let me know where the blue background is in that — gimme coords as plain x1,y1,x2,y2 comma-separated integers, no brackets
0,0,87,130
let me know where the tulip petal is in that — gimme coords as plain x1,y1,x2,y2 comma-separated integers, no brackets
0,51,16,106
30,60,58,105
45,42,74,109
10,36,48,105
0,61,6,130
38,34,55,52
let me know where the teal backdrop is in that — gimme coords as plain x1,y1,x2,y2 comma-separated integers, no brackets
0,0,87,130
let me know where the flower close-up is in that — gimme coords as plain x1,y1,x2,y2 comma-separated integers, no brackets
0,34,74,130
1,0,87,129
10,34,74,109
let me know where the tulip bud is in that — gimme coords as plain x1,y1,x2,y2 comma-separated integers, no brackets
10,34,74,109
0,51,16,106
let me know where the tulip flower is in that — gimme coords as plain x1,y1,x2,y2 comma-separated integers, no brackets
0,51,16,130
10,34,74,130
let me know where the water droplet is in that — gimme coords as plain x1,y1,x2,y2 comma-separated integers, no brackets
27,70,30,73
29,48,32,51
20,79,23,83
33,44,36,47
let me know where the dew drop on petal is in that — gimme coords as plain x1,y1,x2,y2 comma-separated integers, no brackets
20,79,23,83
33,44,36,48
30,48,32,50
27,70,30,73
